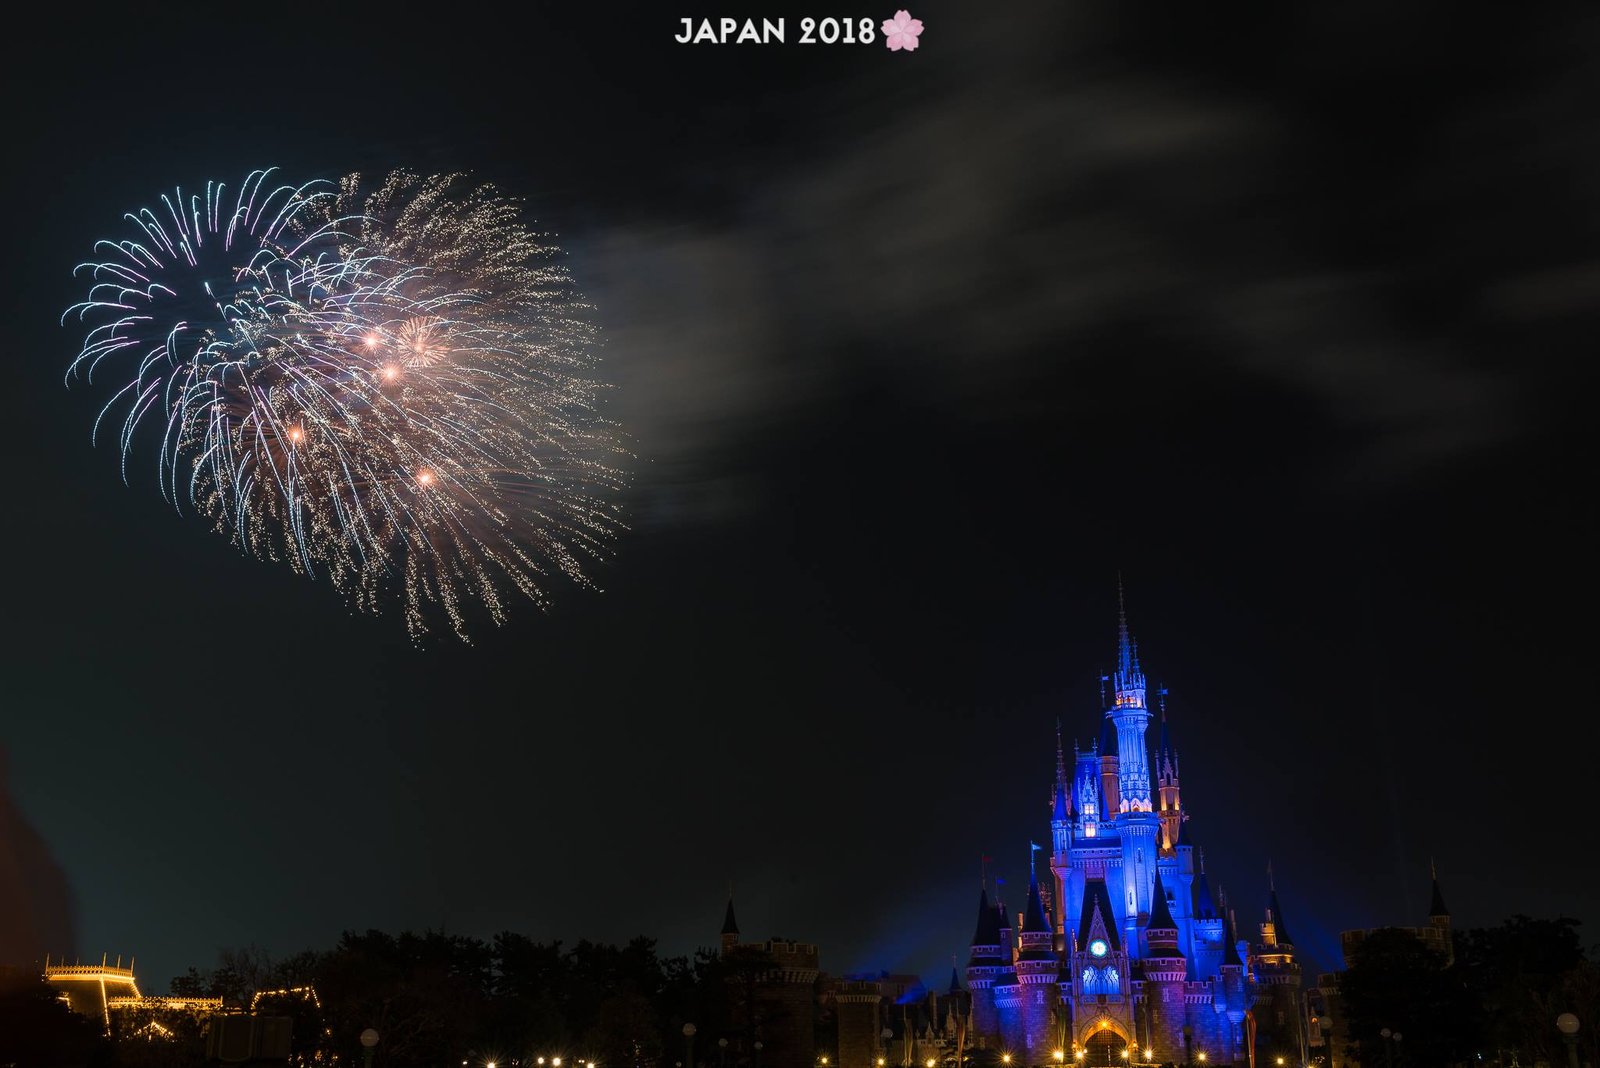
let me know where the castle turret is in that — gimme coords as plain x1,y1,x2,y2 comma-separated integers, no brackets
966,885,1007,1046
721,896,740,955
1428,860,1455,965
1254,869,1303,1063
1155,691,1182,851
1017,874,1060,1056
1190,850,1225,981
1144,871,1186,980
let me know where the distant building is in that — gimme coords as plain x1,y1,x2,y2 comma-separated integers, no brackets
43,956,221,1031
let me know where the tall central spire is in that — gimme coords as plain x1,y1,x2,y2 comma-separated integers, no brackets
1114,576,1147,707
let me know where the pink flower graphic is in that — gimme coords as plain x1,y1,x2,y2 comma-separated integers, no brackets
882,9,924,52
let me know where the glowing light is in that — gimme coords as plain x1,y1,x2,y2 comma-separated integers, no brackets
1001,1057,1011,1065
416,468,435,487
1121,1051,1129,1061
1053,1052,1065,1063
1198,1055,1207,1063
1089,939,1108,957
1144,1051,1153,1061
63,170,624,641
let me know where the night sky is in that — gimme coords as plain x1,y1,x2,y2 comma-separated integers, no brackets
3,2,1595,992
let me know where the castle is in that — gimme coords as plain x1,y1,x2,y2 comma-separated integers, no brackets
963,593,1304,1066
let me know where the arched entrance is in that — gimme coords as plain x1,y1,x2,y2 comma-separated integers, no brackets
1077,1021,1129,1068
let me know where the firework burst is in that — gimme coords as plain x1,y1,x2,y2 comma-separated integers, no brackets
64,168,624,640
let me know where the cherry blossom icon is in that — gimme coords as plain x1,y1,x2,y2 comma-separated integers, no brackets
882,10,924,52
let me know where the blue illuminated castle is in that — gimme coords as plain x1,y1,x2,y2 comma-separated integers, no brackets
963,591,1303,1065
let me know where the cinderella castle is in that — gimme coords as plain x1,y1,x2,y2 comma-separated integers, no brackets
963,592,1303,1065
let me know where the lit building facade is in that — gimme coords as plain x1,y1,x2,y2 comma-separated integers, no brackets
963,594,1304,1066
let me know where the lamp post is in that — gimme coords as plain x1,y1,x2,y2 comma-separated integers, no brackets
360,1029,380,1068
720,1037,730,1068
1556,1015,1580,1068
1380,1030,1392,1068
755,1042,764,1068
1184,1024,1194,1068
684,1023,698,1068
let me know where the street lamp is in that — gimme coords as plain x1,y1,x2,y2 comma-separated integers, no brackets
755,1042,764,1068
684,1024,698,1068
1121,1051,1130,1062
1002,1056,1012,1066
1055,1052,1066,1065
720,1037,730,1068
360,1028,380,1068
1197,1054,1207,1063
1183,1024,1194,1068
1556,1015,1580,1068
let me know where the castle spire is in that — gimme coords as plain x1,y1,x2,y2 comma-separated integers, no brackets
1429,860,1451,918
1266,865,1295,947
1056,718,1067,785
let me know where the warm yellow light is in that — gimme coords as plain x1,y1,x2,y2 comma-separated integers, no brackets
1121,1051,1129,1061
1076,1052,1085,1061
1145,1052,1153,1061
488,1062,497,1068
1002,1057,1012,1066
1278,1059,1285,1065
1198,1054,1208,1063
926,1060,936,1068
1054,1052,1065,1063
553,1059,562,1066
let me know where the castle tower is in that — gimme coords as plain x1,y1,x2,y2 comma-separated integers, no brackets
1218,902,1249,1065
721,896,740,956
1253,869,1303,1064
835,978,885,1068
966,886,1007,1046
1143,871,1188,1059
1155,692,1182,851
1017,874,1061,1056
1190,851,1226,981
